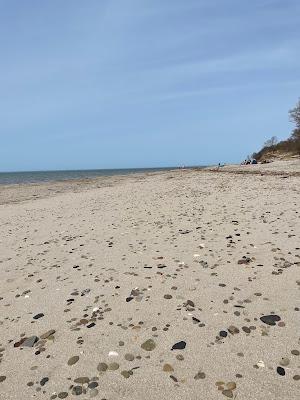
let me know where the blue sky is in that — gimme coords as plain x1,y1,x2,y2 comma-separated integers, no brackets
1,0,300,171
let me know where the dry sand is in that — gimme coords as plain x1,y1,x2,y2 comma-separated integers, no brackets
0,162,299,400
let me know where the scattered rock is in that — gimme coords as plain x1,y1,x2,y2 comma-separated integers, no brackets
141,339,156,351
97,362,108,372
22,336,38,347
33,313,44,320
277,366,285,376
171,341,186,350
163,364,174,372
260,315,281,326
67,356,79,366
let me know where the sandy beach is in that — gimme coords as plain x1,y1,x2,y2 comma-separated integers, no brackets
0,162,299,400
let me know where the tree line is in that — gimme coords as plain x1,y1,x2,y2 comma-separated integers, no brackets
252,99,300,160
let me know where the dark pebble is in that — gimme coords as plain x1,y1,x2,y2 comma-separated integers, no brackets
277,366,285,376
260,315,281,326
33,313,44,320
72,386,82,395
171,341,186,350
40,377,49,386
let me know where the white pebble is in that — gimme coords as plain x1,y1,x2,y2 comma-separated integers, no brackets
108,351,119,357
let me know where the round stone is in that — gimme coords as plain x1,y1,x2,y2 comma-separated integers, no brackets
291,350,300,356
90,389,99,398
164,294,172,299
72,386,82,395
279,358,290,367
121,370,131,378
277,366,285,376
67,356,79,366
242,326,251,334
124,353,134,361
226,382,236,390
228,326,239,335
108,362,119,371
141,339,156,351
163,364,174,372
97,362,108,372
293,375,300,381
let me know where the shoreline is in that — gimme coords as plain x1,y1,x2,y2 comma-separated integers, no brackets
0,160,299,206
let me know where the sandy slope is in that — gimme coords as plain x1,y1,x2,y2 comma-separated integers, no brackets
0,167,299,400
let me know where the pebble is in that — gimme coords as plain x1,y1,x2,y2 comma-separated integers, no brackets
97,362,108,372
88,382,98,389
22,336,38,347
228,326,239,335
222,389,233,398
260,315,281,326
171,341,186,350
141,339,156,351
277,366,285,376
74,377,89,384
40,330,56,339
108,362,119,371
58,393,68,399
124,353,134,361
121,370,131,379
163,364,174,372
108,351,118,357
67,356,79,366
90,389,99,398
291,349,300,356
33,313,44,320
40,377,49,386
242,326,251,334
194,372,206,379
0,376,6,383
219,331,228,338
226,382,236,390
279,358,290,367
72,386,82,395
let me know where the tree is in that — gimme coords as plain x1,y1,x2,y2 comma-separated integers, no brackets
289,98,300,130
264,136,278,148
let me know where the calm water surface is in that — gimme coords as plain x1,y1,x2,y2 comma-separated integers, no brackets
0,167,197,185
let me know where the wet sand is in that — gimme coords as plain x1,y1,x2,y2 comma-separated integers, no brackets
0,163,299,399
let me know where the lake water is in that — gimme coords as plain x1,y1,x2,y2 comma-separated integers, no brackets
0,167,192,185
